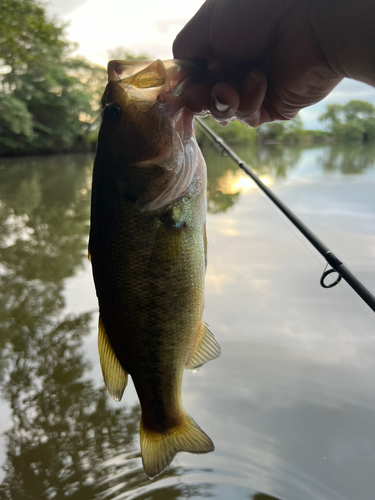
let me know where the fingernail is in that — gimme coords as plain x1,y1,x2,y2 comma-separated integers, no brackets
244,70,262,92
213,94,230,113
219,120,229,127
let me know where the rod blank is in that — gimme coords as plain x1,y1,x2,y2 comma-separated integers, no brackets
196,117,375,313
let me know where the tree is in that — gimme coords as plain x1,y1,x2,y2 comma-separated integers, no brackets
0,0,106,154
256,115,304,143
320,100,375,142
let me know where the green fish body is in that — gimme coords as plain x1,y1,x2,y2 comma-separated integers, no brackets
89,60,220,479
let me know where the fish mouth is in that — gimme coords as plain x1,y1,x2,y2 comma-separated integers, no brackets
103,59,203,212
107,58,196,87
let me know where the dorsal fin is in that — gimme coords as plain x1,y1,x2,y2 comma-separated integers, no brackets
98,316,128,401
185,322,221,372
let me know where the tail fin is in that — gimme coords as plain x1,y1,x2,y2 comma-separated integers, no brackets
140,413,214,479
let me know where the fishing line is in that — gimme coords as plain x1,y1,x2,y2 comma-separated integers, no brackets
196,117,375,314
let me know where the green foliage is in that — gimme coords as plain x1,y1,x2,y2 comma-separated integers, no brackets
257,115,306,143
196,115,257,146
197,115,329,146
320,100,375,142
0,95,33,147
0,0,106,154
320,140,375,174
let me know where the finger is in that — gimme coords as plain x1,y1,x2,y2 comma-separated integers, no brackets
183,84,211,114
252,105,273,127
209,82,240,120
236,70,267,127
253,102,293,127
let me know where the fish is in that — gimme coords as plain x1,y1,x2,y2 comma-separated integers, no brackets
88,59,221,479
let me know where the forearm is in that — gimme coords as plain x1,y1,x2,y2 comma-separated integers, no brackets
309,0,375,86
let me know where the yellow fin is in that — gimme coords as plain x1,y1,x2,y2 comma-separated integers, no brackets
98,316,128,402
185,322,221,372
140,413,214,479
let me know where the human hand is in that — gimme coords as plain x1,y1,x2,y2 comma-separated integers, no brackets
173,0,343,126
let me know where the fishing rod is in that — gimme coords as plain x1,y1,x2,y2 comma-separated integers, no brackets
196,117,375,314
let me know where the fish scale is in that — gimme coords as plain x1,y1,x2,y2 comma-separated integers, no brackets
89,59,221,479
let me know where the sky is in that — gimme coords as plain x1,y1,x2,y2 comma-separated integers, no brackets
45,0,375,130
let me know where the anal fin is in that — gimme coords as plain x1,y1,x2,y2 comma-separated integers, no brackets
98,316,128,401
185,322,221,372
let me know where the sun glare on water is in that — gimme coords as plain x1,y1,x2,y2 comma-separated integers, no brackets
216,171,274,194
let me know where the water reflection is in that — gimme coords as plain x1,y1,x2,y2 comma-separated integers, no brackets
320,141,375,174
0,313,141,499
0,155,142,498
0,154,233,499
204,143,303,214
0,143,374,499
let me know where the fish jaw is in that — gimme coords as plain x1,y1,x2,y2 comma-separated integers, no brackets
96,60,202,213
99,59,193,165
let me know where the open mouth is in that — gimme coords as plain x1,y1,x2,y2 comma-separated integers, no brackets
104,59,202,213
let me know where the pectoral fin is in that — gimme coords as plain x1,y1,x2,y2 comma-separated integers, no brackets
98,316,128,402
185,322,221,372
150,215,183,264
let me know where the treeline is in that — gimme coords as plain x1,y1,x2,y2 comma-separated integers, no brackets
1,0,375,156
0,0,107,156
195,114,329,147
196,100,375,146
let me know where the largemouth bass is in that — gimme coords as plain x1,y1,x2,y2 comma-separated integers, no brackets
89,59,221,479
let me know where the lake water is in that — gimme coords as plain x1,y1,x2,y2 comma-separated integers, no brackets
0,140,375,500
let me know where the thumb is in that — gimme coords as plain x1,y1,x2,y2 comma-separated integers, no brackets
172,0,215,60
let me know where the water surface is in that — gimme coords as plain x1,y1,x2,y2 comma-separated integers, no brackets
0,142,374,500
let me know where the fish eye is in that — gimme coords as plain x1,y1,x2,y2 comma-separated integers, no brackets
103,103,122,121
